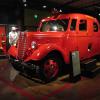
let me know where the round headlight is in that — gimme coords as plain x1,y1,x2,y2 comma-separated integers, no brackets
31,41,37,49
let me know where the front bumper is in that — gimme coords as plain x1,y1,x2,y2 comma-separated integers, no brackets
9,57,40,76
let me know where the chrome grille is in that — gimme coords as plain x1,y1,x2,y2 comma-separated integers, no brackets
18,32,27,59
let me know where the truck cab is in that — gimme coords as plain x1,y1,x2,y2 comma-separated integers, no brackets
8,13,100,82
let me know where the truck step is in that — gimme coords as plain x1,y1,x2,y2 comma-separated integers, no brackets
81,66,100,78
81,59,100,78
81,59,97,71
0,55,7,59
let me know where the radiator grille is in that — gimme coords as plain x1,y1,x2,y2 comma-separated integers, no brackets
18,32,27,59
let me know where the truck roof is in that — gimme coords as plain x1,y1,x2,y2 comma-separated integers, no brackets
41,13,97,22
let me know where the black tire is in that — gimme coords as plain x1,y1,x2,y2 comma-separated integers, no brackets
39,54,63,83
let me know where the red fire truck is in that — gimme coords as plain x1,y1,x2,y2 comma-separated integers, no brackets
8,13,100,82
0,25,6,55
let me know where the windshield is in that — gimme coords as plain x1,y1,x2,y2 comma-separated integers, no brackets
40,19,69,32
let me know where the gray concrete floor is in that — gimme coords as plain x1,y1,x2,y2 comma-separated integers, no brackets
0,59,100,100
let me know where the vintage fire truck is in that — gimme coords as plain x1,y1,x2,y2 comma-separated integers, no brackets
8,13,100,82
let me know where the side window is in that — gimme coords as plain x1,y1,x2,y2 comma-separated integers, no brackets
70,19,77,31
93,22,98,32
79,20,87,31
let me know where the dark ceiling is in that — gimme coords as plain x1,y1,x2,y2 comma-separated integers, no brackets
0,0,100,23
27,0,100,13
0,0,100,11
0,0,100,14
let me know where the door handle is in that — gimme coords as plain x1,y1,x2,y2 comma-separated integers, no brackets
88,43,92,51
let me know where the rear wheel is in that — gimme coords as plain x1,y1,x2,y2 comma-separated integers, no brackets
39,54,62,83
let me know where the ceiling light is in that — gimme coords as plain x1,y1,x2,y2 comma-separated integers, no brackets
98,13,100,16
23,0,26,3
59,9,62,12
43,5,47,8
24,3,27,7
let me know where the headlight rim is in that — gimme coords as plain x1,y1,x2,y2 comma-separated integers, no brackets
31,41,37,49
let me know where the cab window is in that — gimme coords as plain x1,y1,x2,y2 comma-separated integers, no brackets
93,22,98,32
40,19,69,32
79,20,87,31
70,19,77,31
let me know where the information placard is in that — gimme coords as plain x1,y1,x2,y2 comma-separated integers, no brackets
71,51,81,76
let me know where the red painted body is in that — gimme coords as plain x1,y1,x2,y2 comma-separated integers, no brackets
0,25,6,54
8,13,100,64
8,13,100,81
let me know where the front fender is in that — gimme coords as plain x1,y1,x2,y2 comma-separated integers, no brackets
8,46,18,57
24,44,67,62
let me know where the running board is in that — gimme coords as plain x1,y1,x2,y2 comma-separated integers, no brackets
0,55,7,59
81,59,100,78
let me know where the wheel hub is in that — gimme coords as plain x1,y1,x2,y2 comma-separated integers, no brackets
44,59,59,79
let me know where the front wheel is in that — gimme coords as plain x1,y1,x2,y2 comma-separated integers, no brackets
39,54,62,83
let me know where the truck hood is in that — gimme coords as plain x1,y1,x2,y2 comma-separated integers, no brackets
26,31,65,47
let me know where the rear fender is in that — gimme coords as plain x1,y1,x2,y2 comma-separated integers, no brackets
24,44,68,63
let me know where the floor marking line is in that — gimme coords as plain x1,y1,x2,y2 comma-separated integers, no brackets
41,83,72,100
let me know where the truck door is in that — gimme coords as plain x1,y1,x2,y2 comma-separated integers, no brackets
92,21,99,55
77,19,89,60
77,18,99,60
64,18,78,63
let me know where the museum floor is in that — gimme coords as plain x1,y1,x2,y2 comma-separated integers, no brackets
0,58,100,100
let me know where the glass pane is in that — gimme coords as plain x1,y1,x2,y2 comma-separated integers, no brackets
79,20,87,31
40,19,69,32
70,19,77,31
93,22,98,32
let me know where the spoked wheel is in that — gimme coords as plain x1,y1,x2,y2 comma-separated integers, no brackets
39,54,62,83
